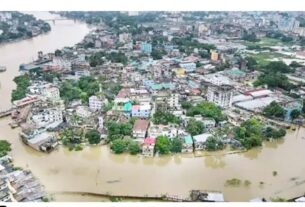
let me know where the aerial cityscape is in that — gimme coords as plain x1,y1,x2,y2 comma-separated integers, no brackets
0,11,305,202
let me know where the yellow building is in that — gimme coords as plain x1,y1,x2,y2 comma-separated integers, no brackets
174,68,186,76
211,50,219,62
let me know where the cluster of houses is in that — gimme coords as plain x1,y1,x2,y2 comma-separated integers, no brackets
9,11,305,155
0,156,46,202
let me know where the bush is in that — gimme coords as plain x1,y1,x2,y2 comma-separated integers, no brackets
170,138,182,153
85,129,101,144
111,139,128,154
186,118,205,136
0,140,11,157
155,135,171,154
128,141,141,155
225,178,242,186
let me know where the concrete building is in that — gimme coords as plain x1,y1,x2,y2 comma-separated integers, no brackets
131,104,151,118
140,42,152,54
41,85,60,101
211,50,219,62
207,84,234,108
179,62,196,73
148,124,178,139
193,133,213,151
133,119,149,139
89,96,103,111
142,137,155,157
182,135,193,153
168,93,180,109
76,106,92,118
98,116,104,129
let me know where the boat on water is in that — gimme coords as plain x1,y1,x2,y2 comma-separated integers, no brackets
0,66,6,72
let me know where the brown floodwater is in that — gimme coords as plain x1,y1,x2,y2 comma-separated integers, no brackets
0,12,305,202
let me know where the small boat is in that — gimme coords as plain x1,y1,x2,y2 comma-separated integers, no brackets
0,66,6,72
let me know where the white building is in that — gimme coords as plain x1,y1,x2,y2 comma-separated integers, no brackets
148,124,178,139
179,62,196,73
41,85,60,101
168,93,180,109
193,133,213,151
31,108,63,129
98,116,104,129
89,96,103,111
76,106,92,118
207,84,234,108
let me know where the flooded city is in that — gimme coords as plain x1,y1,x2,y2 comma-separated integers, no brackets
0,12,305,202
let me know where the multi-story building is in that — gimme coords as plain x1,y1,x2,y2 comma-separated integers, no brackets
31,108,63,129
140,42,152,54
211,50,219,62
131,104,151,118
89,96,103,111
207,84,234,108
168,93,180,109
179,62,196,73
98,116,104,129
148,124,178,139
41,85,60,101
142,137,155,157
133,119,149,139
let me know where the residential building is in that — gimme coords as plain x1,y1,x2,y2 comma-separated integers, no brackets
31,107,63,129
89,96,103,111
211,50,219,62
140,42,152,54
168,93,180,109
41,85,60,101
193,133,213,151
76,106,92,118
148,124,178,139
179,62,196,73
182,135,193,153
133,119,149,139
207,84,234,108
131,104,151,118
98,116,104,129
142,137,155,157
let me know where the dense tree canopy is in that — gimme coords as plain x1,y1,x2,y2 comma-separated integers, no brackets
205,136,224,151
186,118,205,136
263,101,285,119
155,135,171,154
11,74,31,101
85,129,101,144
234,118,264,149
186,101,226,122
106,122,133,141
152,111,181,125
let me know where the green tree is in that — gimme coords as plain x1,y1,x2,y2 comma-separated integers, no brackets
205,136,224,151
0,140,11,157
111,139,128,154
186,101,225,122
263,101,285,119
186,118,205,136
85,129,101,144
155,135,171,154
290,109,301,120
152,111,181,125
234,118,263,149
128,141,141,155
181,101,192,109
170,138,182,153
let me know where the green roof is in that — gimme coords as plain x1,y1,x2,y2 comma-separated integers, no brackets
224,68,246,76
123,102,132,112
184,135,193,144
